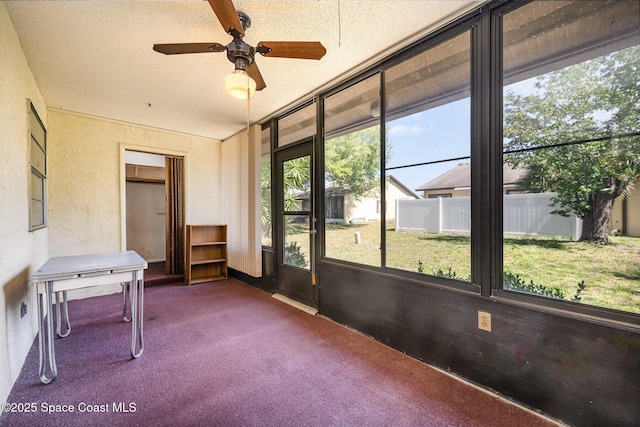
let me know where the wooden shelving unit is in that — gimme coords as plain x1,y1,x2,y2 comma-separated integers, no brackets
185,224,227,285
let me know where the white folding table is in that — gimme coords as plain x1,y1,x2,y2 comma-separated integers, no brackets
32,251,147,384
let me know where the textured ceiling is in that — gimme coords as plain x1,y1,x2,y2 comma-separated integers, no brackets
6,0,482,140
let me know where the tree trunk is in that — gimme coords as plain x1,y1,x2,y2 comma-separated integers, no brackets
579,191,616,243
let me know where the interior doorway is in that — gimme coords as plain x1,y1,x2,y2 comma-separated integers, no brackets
125,150,185,281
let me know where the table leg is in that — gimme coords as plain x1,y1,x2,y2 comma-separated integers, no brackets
122,281,131,322
55,291,71,338
130,269,144,358
38,281,58,384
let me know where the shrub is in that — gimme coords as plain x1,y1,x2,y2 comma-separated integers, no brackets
285,241,307,268
503,272,565,299
433,267,469,281
417,263,587,302
572,280,586,302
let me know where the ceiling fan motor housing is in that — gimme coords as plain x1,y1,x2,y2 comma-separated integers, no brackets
226,39,254,71
226,12,254,71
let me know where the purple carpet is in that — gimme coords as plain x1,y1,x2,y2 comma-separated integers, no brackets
144,261,184,287
1,279,558,426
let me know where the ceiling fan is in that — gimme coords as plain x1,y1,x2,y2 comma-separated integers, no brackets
153,0,327,99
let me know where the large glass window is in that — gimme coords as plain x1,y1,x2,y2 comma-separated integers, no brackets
260,126,272,247
324,75,381,266
278,102,316,147
385,31,472,281
29,102,47,231
502,0,640,313
261,0,640,330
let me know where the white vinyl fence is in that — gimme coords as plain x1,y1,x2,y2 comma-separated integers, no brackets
396,193,582,240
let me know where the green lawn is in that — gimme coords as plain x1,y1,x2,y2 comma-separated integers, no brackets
322,222,640,314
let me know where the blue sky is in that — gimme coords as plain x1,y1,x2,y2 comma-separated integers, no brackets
385,98,471,193
383,77,541,194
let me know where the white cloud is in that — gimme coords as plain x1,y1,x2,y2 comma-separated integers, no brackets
388,123,426,136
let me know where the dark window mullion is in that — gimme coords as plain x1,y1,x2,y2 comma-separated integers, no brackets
380,71,386,268
490,9,504,293
471,10,492,296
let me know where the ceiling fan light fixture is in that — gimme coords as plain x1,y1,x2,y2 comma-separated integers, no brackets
225,70,257,99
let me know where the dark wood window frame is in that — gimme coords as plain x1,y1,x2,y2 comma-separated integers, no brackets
260,0,640,327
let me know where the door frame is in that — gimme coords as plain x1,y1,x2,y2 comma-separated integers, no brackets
273,139,317,307
119,145,187,265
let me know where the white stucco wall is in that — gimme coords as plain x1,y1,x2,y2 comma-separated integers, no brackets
47,109,222,298
0,3,49,404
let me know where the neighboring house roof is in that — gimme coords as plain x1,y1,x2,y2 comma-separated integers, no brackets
388,175,420,199
301,176,419,199
416,164,526,192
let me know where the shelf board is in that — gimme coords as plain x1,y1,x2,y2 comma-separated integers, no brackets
190,258,226,265
191,241,226,246
189,275,226,285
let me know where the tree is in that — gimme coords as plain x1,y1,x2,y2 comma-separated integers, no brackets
325,125,388,201
260,157,272,243
282,155,311,212
504,45,640,242
260,155,311,242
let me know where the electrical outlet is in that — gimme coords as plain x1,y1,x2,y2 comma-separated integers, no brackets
478,311,491,332
21,302,27,318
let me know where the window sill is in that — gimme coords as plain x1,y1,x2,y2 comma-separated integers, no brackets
492,289,640,333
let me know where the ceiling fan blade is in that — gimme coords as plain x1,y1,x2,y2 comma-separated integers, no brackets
247,62,266,91
256,42,326,60
207,0,244,37
153,43,226,55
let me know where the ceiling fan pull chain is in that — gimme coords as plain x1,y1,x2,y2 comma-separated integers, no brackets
246,81,250,133
338,0,342,47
